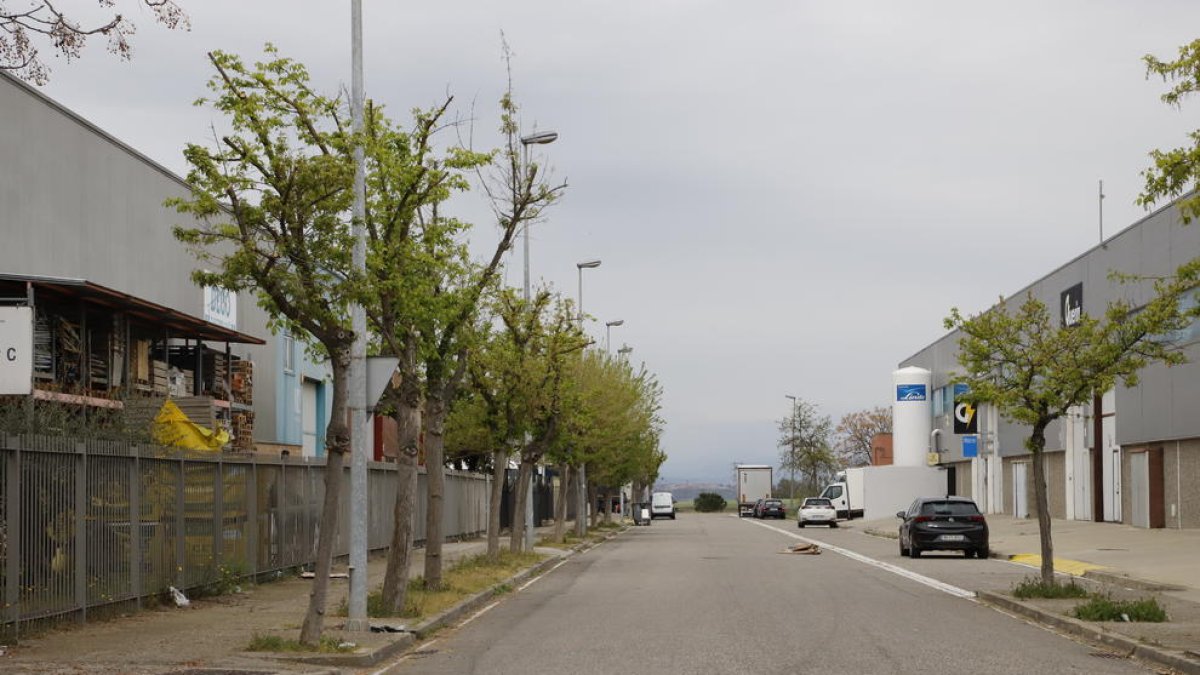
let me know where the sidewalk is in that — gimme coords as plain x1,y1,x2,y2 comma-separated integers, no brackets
861,513,1200,673
0,521,602,674
861,513,1200,599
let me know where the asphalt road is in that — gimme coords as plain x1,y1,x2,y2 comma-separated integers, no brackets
381,513,1158,675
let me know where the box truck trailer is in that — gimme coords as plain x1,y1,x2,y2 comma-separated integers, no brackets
736,464,773,517
819,465,947,521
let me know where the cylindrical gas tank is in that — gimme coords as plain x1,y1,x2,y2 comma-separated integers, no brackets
892,367,932,467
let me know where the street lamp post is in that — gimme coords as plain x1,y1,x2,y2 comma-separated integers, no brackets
519,131,559,303
605,319,624,354
575,259,601,538
518,130,557,552
785,394,798,505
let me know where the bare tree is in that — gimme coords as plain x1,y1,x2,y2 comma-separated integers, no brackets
834,407,892,467
1,1,188,84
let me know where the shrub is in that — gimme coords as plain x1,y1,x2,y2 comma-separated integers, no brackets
694,492,727,513
1012,577,1090,599
1073,595,1168,623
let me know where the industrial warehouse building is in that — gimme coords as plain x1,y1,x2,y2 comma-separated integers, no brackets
0,70,332,455
900,196,1200,529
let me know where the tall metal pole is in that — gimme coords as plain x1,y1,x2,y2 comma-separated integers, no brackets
574,261,600,538
786,395,797,503
1099,179,1105,244
521,143,534,553
346,0,369,632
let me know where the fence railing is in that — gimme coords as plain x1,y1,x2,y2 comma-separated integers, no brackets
0,434,492,635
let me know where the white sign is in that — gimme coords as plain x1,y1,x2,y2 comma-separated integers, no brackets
0,306,33,395
203,286,238,330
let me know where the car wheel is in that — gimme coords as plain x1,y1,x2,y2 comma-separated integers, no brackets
830,521,838,528
899,539,909,557
977,546,990,559
670,514,676,520
964,549,975,559
910,545,922,559
798,521,806,528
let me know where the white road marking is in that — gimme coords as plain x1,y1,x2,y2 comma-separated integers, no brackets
519,559,568,591
747,518,977,600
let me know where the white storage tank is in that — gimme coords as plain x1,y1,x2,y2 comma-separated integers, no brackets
892,367,932,467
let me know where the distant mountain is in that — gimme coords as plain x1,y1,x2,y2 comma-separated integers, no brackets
653,482,736,501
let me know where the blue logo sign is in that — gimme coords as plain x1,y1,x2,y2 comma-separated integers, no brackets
962,435,978,458
896,384,927,402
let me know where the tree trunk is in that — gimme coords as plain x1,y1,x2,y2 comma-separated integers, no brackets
574,464,587,538
510,457,532,551
487,448,507,558
380,358,421,613
299,348,350,645
1030,421,1056,585
553,463,570,542
588,482,600,528
423,388,448,589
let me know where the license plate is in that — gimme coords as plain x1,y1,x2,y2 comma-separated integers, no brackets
938,534,966,542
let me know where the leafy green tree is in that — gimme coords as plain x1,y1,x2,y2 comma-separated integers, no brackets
1139,38,1200,223
169,47,358,645
777,399,835,499
946,276,1198,584
354,95,492,612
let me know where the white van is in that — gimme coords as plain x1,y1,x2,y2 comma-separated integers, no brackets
651,492,676,519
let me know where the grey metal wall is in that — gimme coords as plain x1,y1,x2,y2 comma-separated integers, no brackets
0,434,490,635
901,197,1200,455
0,71,281,441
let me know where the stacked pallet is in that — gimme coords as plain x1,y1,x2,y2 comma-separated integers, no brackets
231,410,255,451
232,360,253,405
203,351,230,398
152,360,169,395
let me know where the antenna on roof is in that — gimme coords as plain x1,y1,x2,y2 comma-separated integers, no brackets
1099,179,1105,245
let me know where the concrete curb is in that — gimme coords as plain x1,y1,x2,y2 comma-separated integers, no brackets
977,590,1200,675
1083,569,1187,593
277,526,627,669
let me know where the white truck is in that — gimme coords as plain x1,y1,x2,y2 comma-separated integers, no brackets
736,464,773,517
819,465,947,521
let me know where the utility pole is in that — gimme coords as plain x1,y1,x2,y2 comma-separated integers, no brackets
785,395,798,503
345,0,369,632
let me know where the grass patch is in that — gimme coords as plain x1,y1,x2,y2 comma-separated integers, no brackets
339,550,545,620
246,633,355,653
1012,577,1091,599
1072,596,1168,623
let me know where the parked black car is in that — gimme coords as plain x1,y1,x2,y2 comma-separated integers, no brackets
897,496,989,559
754,498,787,519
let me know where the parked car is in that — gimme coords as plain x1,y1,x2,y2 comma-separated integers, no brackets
897,496,989,559
651,491,676,519
797,497,837,528
754,498,786,519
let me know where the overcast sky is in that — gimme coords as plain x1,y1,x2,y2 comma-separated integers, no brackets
29,1,1200,484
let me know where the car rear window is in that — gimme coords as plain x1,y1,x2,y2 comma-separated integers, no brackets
920,501,980,516
805,499,831,507
765,499,782,506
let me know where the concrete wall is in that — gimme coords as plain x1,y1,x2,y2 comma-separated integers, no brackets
0,71,331,446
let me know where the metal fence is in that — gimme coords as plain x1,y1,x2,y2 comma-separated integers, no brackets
0,434,491,636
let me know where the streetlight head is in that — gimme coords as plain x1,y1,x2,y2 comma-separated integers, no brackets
577,259,602,269
785,394,797,401
520,130,559,146
606,319,625,327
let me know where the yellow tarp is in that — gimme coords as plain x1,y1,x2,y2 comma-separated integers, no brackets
153,399,229,451
1008,553,1104,577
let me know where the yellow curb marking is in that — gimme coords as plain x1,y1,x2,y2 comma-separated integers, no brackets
1008,554,1104,576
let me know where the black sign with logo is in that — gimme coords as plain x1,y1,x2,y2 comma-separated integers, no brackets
1061,283,1083,327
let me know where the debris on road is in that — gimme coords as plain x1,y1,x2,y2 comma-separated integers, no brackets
168,586,190,607
781,542,821,555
